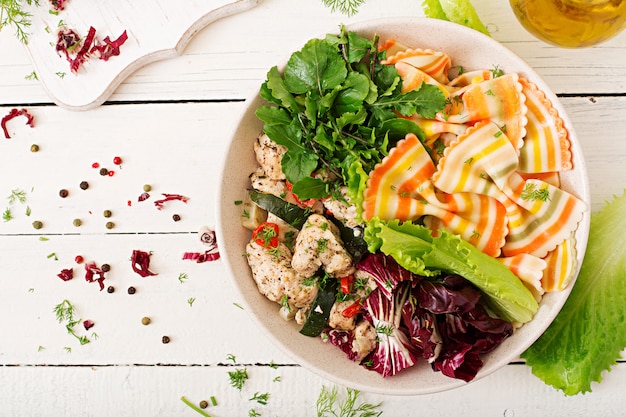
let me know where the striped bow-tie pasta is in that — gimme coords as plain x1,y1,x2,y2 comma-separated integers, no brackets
518,77,573,173
541,234,578,292
382,48,452,84
433,121,586,259
498,253,547,301
447,69,494,89
362,133,508,257
439,73,528,151
394,61,451,97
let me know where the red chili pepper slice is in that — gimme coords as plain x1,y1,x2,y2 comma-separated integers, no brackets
342,299,363,318
340,275,354,294
252,222,280,248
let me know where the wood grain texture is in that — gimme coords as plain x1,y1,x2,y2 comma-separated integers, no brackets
22,0,261,110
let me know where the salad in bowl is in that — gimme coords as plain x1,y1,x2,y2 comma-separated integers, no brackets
217,17,590,395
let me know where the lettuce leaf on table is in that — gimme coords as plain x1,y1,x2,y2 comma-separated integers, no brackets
422,0,490,35
522,191,626,395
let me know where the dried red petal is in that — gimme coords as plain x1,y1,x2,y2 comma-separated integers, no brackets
90,30,128,61
50,0,69,11
2,108,35,139
57,268,74,281
131,249,158,277
154,193,189,210
83,319,95,330
138,192,150,202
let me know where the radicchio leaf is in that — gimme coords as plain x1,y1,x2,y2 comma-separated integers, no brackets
84,262,106,290
356,252,421,300
57,268,74,282
131,250,158,277
362,284,419,377
2,108,34,139
154,193,189,210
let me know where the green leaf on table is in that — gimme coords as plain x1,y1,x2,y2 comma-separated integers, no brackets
522,190,626,395
422,0,490,35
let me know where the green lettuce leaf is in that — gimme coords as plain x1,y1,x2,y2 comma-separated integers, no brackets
365,218,538,323
422,0,490,36
522,191,626,395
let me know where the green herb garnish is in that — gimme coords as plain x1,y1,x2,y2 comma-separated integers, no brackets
316,385,383,417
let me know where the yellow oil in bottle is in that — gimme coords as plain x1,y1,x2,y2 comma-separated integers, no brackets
510,0,626,47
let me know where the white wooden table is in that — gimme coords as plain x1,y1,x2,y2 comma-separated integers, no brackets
1,1,625,415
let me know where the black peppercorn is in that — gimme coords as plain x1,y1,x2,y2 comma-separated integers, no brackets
172,214,181,222
161,335,170,344
99,168,108,176
101,264,111,272
107,286,115,293
59,189,69,198
127,286,136,295
80,181,89,190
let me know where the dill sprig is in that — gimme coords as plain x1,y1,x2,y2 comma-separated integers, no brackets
321,0,365,16
316,385,383,417
53,299,91,345
0,0,40,43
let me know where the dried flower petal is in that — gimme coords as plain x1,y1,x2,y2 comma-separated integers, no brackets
57,268,74,281
198,226,218,251
83,319,95,330
131,249,158,277
138,192,150,202
182,251,220,263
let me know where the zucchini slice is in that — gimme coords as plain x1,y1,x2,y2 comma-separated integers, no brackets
249,190,310,229
299,284,336,337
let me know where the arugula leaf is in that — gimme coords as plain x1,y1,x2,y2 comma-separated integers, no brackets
284,38,347,95
521,191,626,395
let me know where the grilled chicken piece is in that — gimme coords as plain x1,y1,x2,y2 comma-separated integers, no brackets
322,186,360,228
328,301,358,331
291,214,355,278
253,133,287,181
246,241,317,309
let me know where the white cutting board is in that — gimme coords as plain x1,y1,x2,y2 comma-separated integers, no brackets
24,0,262,111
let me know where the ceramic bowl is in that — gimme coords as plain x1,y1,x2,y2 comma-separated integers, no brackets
216,17,590,395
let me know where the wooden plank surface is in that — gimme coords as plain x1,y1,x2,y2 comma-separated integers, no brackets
1,0,626,415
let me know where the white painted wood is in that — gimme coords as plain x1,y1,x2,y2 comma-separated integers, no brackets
0,0,625,106
21,0,261,110
0,0,625,415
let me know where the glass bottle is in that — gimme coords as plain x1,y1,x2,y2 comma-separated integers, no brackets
509,0,626,47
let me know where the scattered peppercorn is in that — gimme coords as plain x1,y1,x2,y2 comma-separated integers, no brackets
32,220,43,230
161,335,170,344
172,214,181,222
108,170,115,177
199,400,208,409
113,156,122,165
143,184,152,192
101,263,111,272
30,144,39,152
103,210,112,218
141,317,151,326
75,255,84,264
99,168,108,176
59,189,69,198
127,286,136,295
79,181,89,190
72,218,82,227
107,286,115,293
105,221,115,229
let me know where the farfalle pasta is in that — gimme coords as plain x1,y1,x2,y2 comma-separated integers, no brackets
362,41,587,297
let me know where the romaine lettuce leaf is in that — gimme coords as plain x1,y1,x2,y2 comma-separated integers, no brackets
364,218,538,323
522,191,626,395
422,0,490,36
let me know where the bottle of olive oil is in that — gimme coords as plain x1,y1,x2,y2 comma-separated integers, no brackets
510,0,626,47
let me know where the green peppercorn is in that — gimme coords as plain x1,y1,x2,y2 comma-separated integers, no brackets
103,210,112,218
30,144,39,152
143,184,152,192
72,218,82,227
199,400,208,409
32,220,43,230
105,221,115,229
141,317,151,326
